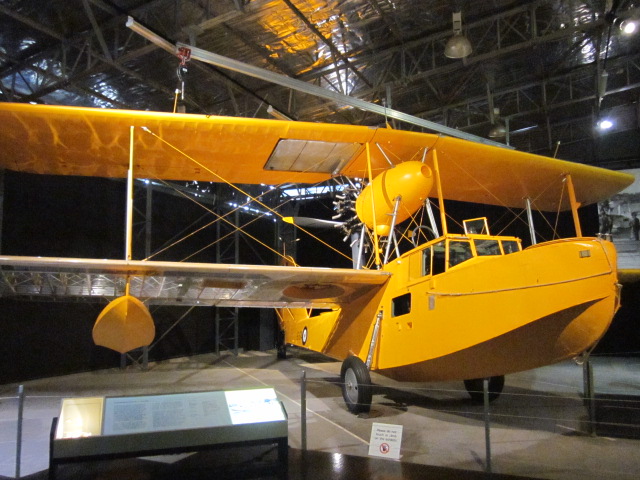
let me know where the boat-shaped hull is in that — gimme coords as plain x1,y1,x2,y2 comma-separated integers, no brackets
374,237,620,382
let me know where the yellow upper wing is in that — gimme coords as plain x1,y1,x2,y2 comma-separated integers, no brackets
0,102,633,212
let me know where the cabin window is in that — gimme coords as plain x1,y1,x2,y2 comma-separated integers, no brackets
392,293,411,317
475,239,501,256
502,240,520,254
463,218,489,235
449,240,473,267
432,241,446,275
422,246,432,276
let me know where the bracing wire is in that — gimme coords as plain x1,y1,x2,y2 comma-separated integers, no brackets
140,127,354,263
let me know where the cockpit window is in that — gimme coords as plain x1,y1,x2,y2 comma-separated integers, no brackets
432,241,446,275
449,240,473,267
475,239,501,256
423,246,432,276
502,240,520,254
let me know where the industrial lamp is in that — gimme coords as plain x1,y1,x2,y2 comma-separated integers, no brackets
620,19,638,34
444,12,473,59
488,122,507,138
488,108,507,138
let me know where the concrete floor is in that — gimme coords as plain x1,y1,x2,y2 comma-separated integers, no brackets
0,350,639,479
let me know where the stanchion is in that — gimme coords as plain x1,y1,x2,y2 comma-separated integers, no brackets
483,378,492,474
301,370,307,451
583,359,596,436
16,384,25,478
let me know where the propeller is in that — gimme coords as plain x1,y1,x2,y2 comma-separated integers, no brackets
282,216,344,229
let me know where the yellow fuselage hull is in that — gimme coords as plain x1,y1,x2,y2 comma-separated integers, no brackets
281,237,620,382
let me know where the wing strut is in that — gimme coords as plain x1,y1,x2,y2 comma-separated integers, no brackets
125,127,134,267
564,174,583,237
525,198,537,245
92,126,156,354
366,143,382,268
432,149,448,236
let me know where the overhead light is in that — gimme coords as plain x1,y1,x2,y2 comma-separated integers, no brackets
444,12,473,59
597,118,614,130
488,108,507,138
620,19,638,35
489,123,507,139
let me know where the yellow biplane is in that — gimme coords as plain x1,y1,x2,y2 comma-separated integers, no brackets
0,102,633,412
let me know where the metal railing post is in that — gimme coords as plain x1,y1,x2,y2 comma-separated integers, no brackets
301,370,307,451
483,378,492,474
16,385,25,478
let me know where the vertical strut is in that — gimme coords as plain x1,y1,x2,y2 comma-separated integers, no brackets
366,143,382,267
525,198,537,245
432,149,448,235
125,126,135,296
366,310,383,369
425,199,440,238
565,174,583,237
355,224,366,270
383,196,402,264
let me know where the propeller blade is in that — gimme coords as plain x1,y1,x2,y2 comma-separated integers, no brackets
283,216,344,229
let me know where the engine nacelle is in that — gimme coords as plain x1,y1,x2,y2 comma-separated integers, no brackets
355,161,433,237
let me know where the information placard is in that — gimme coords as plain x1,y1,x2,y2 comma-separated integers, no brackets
368,422,403,460
101,388,285,436
102,391,231,435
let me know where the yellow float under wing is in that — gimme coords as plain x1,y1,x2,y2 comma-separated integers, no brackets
0,103,633,212
93,295,155,354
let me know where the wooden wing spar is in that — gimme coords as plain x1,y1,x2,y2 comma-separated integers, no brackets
0,102,633,212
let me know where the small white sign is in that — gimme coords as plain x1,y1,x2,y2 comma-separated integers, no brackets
368,422,403,460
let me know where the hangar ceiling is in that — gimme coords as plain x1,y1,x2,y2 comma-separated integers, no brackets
1,0,639,169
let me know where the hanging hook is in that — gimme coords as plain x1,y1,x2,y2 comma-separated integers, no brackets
175,47,191,108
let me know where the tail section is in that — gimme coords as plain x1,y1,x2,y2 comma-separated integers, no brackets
276,307,341,354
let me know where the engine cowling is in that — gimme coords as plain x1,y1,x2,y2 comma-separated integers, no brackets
355,161,433,237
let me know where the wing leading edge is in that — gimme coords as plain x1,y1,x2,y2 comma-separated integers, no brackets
0,256,390,308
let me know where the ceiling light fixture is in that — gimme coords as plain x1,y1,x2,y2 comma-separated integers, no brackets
444,12,473,59
620,19,638,34
597,118,614,130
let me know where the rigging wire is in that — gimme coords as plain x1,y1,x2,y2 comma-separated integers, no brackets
140,126,353,263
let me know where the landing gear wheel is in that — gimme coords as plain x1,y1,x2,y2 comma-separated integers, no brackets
340,356,372,414
464,375,505,403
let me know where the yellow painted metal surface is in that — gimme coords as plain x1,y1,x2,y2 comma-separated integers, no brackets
355,161,433,236
0,103,633,212
92,295,155,353
279,235,621,381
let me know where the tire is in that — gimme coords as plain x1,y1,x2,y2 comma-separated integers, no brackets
340,356,372,414
464,375,505,403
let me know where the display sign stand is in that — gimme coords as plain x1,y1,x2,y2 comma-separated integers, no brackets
48,388,287,479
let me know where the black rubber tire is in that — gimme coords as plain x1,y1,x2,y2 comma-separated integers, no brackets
464,375,505,403
340,356,372,414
